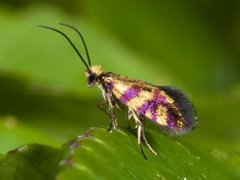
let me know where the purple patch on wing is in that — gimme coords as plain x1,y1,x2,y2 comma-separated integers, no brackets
138,101,150,116
155,93,167,106
136,89,189,131
120,85,141,104
137,91,167,122
150,107,158,122
167,119,176,127
167,110,177,127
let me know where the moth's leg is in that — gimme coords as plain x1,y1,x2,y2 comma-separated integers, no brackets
141,119,157,156
97,101,111,118
131,110,157,157
100,86,118,131
120,107,131,129
131,110,147,159
106,93,118,131
131,111,142,145
127,108,133,120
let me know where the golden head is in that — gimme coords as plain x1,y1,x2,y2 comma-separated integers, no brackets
89,65,104,76
85,65,104,87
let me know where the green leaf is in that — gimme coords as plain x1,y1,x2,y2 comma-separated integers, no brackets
58,127,235,179
0,144,63,180
0,127,238,179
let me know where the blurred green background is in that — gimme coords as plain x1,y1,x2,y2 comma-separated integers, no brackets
0,0,240,177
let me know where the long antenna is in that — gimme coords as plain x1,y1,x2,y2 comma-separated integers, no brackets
39,25,90,70
59,23,92,66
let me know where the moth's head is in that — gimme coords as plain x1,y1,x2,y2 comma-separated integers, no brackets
85,65,104,87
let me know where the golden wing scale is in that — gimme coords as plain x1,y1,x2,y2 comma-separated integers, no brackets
39,24,198,158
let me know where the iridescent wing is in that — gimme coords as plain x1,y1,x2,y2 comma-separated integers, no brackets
101,73,198,136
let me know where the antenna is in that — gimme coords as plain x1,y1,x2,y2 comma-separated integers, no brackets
39,25,90,70
59,23,92,66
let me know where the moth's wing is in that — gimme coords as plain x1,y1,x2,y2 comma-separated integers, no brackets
102,73,198,135
157,86,198,136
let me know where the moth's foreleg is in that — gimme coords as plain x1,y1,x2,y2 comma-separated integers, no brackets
106,93,118,131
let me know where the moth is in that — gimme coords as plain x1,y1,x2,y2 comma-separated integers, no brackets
39,23,198,157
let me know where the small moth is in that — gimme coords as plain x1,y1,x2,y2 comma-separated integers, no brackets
39,23,198,157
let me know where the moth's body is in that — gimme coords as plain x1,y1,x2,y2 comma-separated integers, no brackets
40,24,198,157
101,73,179,128
88,65,197,139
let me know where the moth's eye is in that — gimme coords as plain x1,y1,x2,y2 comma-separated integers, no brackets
88,73,97,82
